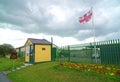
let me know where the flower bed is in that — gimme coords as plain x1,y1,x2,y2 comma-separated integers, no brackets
59,62,120,77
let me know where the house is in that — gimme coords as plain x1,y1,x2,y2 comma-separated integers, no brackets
24,38,52,63
16,46,25,58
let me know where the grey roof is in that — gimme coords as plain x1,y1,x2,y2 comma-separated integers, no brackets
28,38,51,44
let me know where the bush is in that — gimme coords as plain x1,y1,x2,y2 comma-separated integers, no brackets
10,50,17,59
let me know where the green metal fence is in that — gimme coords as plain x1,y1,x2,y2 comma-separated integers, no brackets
51,47,57,61
96,39,120,64
17,51,25,58
56,46,70,62
56,43,95,63
56,39,120,64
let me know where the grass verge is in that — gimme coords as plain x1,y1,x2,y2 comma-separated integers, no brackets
0,57,24,71
7,62,119,82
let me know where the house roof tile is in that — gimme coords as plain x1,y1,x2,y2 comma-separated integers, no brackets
28,38,51,44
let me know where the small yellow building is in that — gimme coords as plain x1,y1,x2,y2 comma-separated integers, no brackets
24,38,51,63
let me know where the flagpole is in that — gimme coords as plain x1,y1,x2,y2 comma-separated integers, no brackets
91,7,97,63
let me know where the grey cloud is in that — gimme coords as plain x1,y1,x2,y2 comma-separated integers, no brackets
0,0,120,41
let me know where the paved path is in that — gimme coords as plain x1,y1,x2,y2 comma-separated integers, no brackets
0,72,11,82
0,63,32,82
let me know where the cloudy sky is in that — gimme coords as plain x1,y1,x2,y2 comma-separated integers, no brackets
0,0,120,48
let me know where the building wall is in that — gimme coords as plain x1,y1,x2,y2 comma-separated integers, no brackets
20,46,25,57
16,48,19,52
21,46,25,52
25,40,32,62
16,46,25,58
34,44,51,62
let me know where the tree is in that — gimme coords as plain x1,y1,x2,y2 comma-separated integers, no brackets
0,43,14,57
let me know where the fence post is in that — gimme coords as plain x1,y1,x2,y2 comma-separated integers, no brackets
90,43,93,63
118,39,120,64
68,45,70,62
116,39,119,64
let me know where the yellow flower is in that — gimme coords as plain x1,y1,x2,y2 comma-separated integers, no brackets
110,73,114,76
98,66,103,69
106,67,111,71
88,69,91,71
76,65,80,69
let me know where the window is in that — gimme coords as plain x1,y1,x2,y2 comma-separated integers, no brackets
26,46,30,54
42,48,46,51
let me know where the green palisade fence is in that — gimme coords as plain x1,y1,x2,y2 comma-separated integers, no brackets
56,39,120,64
18,51,25,58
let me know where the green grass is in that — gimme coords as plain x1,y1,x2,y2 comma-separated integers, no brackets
7,62,120,82
0,57,24,71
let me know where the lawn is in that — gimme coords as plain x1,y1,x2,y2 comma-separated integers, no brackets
7,62,120,82
0,57,24,71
